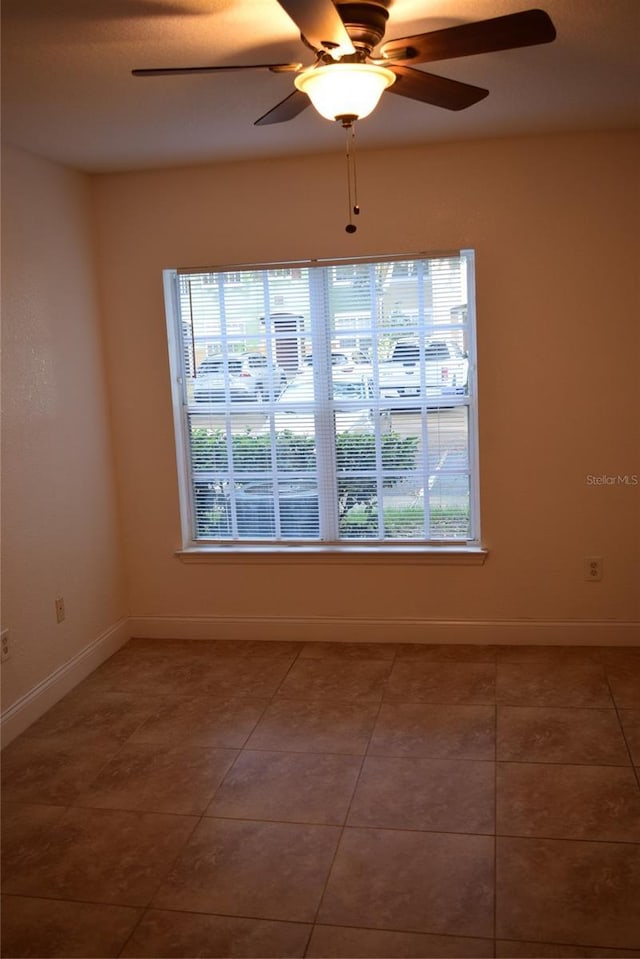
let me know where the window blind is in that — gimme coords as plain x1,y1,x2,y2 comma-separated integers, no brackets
165,251,478,546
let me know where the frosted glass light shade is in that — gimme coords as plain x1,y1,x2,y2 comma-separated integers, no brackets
294,63,395,121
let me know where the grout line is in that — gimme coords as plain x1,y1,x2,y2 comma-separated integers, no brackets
118,904,312,926
493,757,636,768
199,696,278,804
6,802,640,845
121,907,498,944
493,829,640,846
117,904,149,958
310,919,497,943
302,679,390,957
496,935,640,955
223,647,305,779
602,671,640,790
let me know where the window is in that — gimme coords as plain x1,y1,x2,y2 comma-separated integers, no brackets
165,251,479,548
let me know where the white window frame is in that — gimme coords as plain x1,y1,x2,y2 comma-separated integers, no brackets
164,251,484,560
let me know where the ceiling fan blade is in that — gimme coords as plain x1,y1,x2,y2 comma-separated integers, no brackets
381,9,556,66
132,63,302,77
276,0,355,57
254,89,310,125
387,65,488,111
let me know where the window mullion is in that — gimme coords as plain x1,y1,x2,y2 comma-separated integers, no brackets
261,273,282,538
165,271,197,544
367,264,385,538
416,261,432,539
216,277,240,538
310,266,339,540
463,249,480,543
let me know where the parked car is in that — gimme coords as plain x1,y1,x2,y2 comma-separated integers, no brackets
301,349,371,371
377,338,469,399
272,370,384,435
193,352,287,403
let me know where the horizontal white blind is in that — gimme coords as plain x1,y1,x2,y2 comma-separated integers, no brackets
166,252,478,545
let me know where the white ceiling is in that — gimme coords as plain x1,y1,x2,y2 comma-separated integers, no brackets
2,0,639,173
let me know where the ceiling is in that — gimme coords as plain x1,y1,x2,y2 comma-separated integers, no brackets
2,0,639,173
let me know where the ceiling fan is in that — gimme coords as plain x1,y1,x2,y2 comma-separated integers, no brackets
132,0,556,126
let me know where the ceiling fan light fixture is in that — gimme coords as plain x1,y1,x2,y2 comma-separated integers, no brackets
294,62,395,121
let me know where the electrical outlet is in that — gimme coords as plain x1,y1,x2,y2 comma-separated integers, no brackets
55,596,65,623
585,556,603,582
1,630,10,663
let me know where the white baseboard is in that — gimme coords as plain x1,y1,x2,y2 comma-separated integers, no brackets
0,618,130,747
129,615,640,647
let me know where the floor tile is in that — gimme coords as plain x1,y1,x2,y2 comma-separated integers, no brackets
78,742,237,815
497,762,640,841
347,756,494,834
497,836,640,949
298,642,397,660
125,637,215,656
190,639,302,660
123,638,246,662
497,662,613,707
275,659,391,702
496,940,640,957
120,909,310,958
607,662,640,708
384,661,495,704
1,806,196,907
1,735,122,804
596,646,640,666
620,709,640,765
129,695,269,748
318,827,494,938
368,702,495,759
1,803,68,877
153,817,340,922
497,646,601,664
197,657,295,698
497,706,629,765
0,895,141,958
206,750,361,824
246,699,379,754
395,644,497,662
86,646,206,695
88,648,290,698
307,924,494,957
20,687,162,744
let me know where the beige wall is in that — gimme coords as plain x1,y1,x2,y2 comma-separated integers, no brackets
1,146,127,719
91,131,639,634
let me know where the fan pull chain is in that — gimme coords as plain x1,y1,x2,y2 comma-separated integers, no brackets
343,118,360,233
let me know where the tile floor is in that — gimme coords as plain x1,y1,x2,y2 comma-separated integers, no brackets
2,639,640,958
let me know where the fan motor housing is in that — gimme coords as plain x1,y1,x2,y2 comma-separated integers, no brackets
336,1,390,52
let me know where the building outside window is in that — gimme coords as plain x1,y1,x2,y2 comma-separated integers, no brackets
164,250,479,548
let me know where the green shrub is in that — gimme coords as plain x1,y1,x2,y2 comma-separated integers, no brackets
335,432,418,515
190,427,418,517
190,428,316,473
340,504,470,539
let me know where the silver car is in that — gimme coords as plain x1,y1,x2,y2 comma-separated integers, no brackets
193,352,287,403
301,349,371,371
272,370,385,435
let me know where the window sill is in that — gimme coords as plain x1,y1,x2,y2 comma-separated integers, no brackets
175,545,488,565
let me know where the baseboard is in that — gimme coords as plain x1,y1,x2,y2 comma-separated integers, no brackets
129,615,640,646
0,618,130,747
